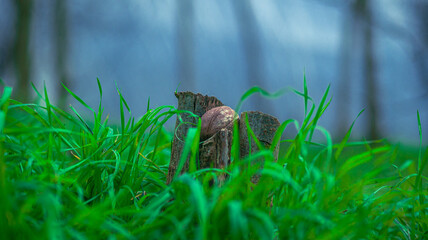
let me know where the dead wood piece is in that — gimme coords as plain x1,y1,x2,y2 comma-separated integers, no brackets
167,92,281,186
239,111,280,184
199,128,233,186
167,92,224,184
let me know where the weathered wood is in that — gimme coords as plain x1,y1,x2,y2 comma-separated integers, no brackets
239,111,280,184
167,92,223,184
199,128,233,186
167,92,281,186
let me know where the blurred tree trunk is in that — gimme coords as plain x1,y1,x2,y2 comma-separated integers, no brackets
414,3,428,97
231,1,274,114
176,0,195,91
13,0,33,102
0,40,13,78
54,0,69,110
336,3,356,138
356,0,380,140
0,5,14,77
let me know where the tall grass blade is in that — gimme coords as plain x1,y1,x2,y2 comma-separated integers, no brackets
308,84,331,141
69,105,93,135
335,109,365,159
235,86,291,113
303,71,308,117
415,111,426,210
174,127,199,181
62,83,95,113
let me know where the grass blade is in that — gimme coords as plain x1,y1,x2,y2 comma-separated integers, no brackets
62,83,95,113
304,71,308,117
235,86,292,113
335,109,365,159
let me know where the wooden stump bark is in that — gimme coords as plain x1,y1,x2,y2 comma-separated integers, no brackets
167,92,281,185
167,92,223,185
199,128,233,185
239,111,280,184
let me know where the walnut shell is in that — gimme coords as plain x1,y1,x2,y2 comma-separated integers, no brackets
200,106,238,141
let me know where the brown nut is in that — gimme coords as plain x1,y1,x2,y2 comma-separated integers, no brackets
200,106,238,141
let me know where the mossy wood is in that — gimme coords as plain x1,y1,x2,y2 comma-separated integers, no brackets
167,92,280,185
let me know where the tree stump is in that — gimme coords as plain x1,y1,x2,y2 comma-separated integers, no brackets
239,111,280,184
199,128,233,185
167,92,280,185
167,92,223,185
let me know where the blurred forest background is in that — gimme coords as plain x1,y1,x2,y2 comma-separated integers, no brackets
0,0,427,144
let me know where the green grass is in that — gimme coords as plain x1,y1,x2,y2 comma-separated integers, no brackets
0,78,427,239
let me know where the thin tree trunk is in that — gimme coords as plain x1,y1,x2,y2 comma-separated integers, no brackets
54,0,69,110
357,0,380,139
176,0,195,91
13,0,33,102
414,3,428,97
336,3,356,138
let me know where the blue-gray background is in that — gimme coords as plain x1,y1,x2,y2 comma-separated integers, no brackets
1,0,427,144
